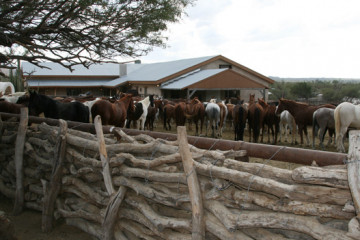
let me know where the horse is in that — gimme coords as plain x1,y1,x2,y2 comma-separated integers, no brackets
153,99,165,128
126,95,154,130
163,103,176,130
226,103,235,129
184,97,205,136
145,105,157,131
27,91,89,123
0,92,27,103
278,110,297,144
217,101,228,137
258,98,280,144
91,94,134,127
247,94,265,143
275,98,335,146
232,103,248,141
312,108,335,150
82,97,101,123
205,99,221,138
334,102,360,152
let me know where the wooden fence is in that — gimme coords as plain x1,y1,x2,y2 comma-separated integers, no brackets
0,110,360,240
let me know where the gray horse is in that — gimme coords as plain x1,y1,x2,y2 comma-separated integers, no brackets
312,108,335,149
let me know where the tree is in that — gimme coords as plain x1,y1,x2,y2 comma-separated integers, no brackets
0,0,194,71
290,82,312,100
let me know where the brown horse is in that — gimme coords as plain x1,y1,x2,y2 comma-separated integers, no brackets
226,103,235,129
258,98,280,144
184,97,205,136
217,101,227,137
91,94,134,127
275,98,335,145
163,103,176,130
247,94,265,143
232,102,248,141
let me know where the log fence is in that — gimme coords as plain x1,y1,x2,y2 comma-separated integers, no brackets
0,110,360,239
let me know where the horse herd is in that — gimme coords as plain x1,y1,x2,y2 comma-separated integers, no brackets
1,91,359,153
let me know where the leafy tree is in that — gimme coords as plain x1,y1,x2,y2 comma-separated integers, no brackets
268,80,293,100
0,0,194,71
290,82,312,100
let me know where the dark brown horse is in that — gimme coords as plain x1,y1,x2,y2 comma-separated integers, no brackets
91,94,134,127
275,98,335,145
247,94,265,143
232,102,248,141
258,98,280,144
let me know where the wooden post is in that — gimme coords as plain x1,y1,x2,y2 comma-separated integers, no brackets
13,107,28,215
347,130,360,214
42,119,68,232
0,114,3,142
94,115,127,240
177,126,205,240
346,130,360,239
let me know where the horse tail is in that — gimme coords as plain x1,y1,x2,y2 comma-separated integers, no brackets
334,105,342,147
254,107,260,142
312,110,318,148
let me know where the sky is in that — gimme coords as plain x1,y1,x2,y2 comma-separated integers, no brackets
136,0,360,79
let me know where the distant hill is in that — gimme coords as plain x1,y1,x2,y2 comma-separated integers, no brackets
269,76,360,82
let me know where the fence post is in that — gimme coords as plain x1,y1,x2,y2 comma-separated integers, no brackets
346,130,360,239
94,115,127,240
13,107,28,215
177,126,205,240
42,119,68,232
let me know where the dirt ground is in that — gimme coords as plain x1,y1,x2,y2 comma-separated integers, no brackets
0,122,346,239
0,195,93,240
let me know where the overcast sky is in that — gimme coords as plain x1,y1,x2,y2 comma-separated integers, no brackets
136,0,360,79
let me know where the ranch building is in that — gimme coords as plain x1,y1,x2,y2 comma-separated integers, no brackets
22,55,274,102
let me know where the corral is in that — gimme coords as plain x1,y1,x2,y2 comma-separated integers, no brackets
0,110,360,240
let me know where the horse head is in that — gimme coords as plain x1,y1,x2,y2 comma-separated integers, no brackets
275,98,285,115
149,94,154,107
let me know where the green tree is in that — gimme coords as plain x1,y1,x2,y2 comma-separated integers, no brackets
0,0,194,71
269,80,292,100
290,82,312,100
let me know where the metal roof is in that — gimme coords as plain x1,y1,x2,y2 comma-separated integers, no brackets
23,56,218,87
27,79,112,87
22,62,121,76
161,69,226,89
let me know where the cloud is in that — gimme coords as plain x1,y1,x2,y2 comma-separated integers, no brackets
140,0,360,78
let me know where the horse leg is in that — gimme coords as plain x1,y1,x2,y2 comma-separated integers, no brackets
319,127,327,150
336,126,348,153
312,123,319,149
298,125,304,145
304,126,310,146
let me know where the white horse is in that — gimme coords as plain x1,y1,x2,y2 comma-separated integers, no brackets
205,99,221,138
0,92,27,103
136,95,154,130
334,102,360,152
82,97,101,123
278,109,297,144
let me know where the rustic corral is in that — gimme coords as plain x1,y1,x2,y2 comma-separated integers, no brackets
0,111,360,240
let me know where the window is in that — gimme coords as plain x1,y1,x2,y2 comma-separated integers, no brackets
219,64,232,69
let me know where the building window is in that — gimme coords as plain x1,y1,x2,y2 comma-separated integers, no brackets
219,64,232,69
